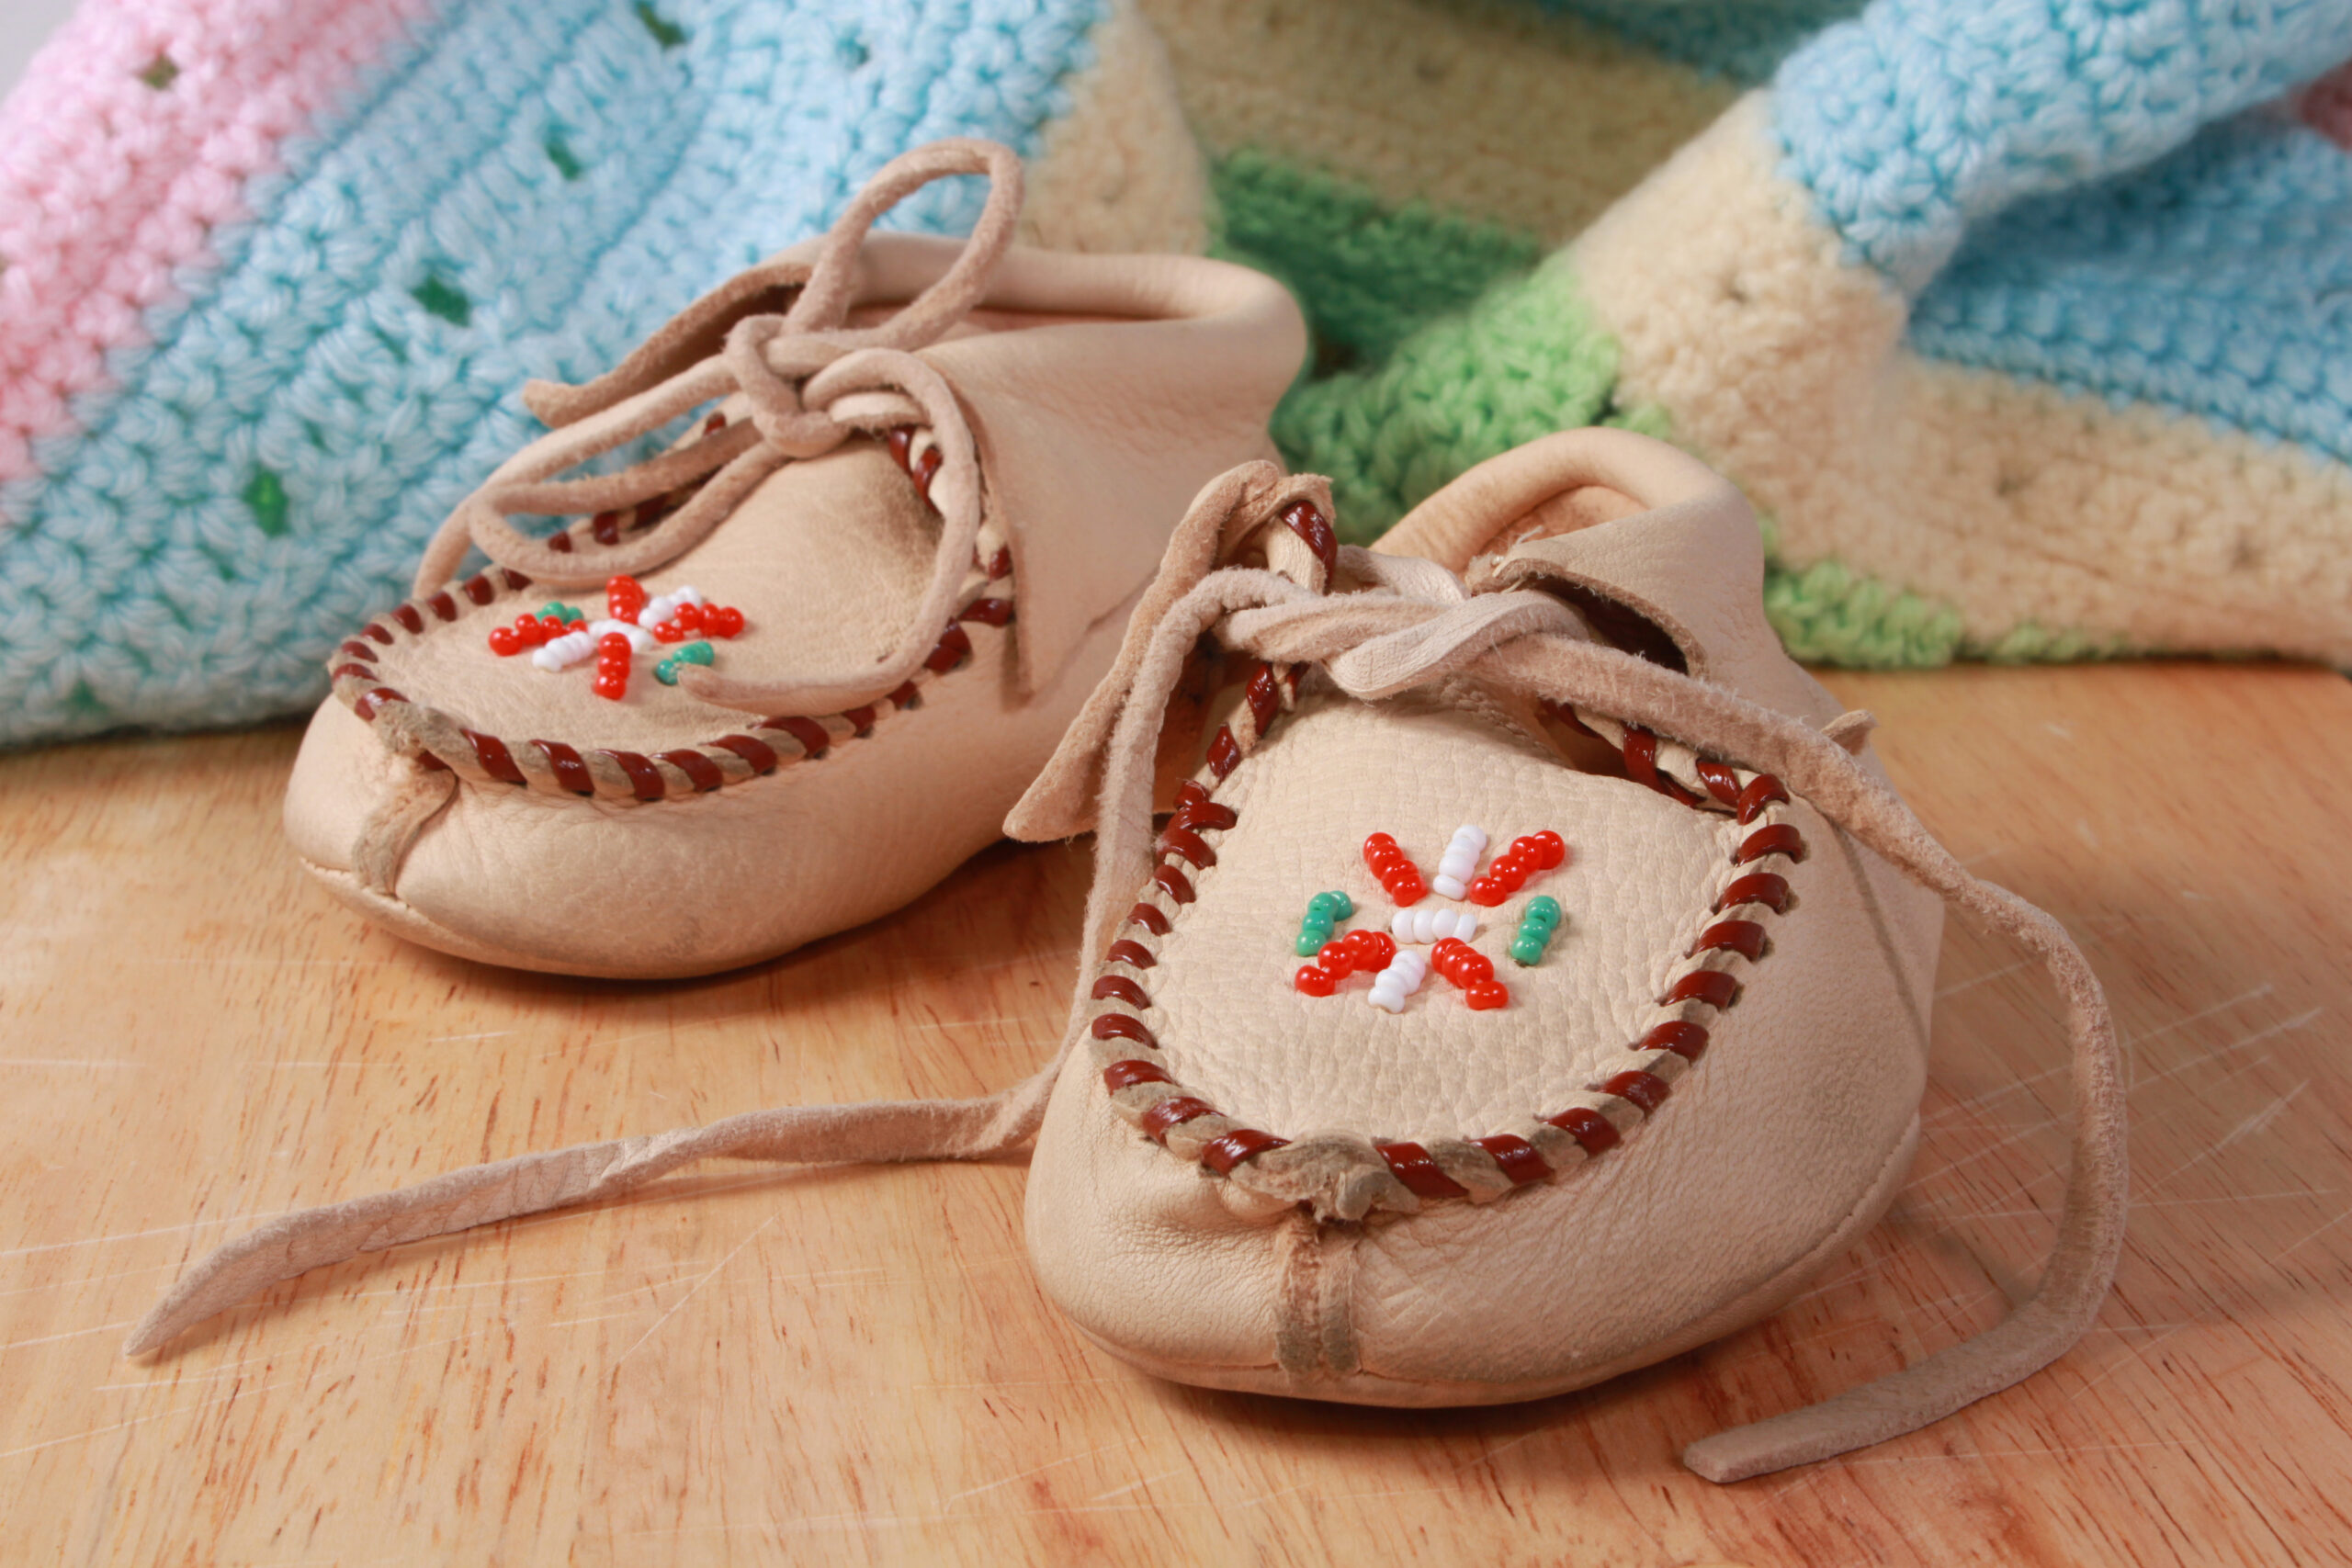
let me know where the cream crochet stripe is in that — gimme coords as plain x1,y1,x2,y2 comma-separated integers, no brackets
1577,94,2352,664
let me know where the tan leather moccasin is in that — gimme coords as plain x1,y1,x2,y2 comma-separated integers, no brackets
284,138,1306,977
136,434,2123,1483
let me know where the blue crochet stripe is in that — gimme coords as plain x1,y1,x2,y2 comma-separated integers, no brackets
1774,0,2352,291
1534,0,1862,85
1909,112,2352,466
0,0,1105,746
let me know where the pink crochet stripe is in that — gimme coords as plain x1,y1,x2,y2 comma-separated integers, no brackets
2301,60,2352,150
0,0,438,507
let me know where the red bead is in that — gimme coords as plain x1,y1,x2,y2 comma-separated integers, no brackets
1492,857,1528,892
487,627,522,656
1510,836,1544,864
707,606,744,637
675,602,704,631
1344,929,1394,969
1295,965,1335,997
1465,981,1509,1010
539,615,570,637
593,677,626,701
1362,834,1398,872
1532,830,1566,869
1386,870,1427,907
1317,941,1355,978
1467,877,1506,907
653,621,686,643
607,575,647,622
597,632,629,654
1456,949,1494,984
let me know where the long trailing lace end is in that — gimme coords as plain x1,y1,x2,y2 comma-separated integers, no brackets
126,1072,1069,1359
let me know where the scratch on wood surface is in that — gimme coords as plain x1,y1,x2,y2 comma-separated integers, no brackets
1088,1467,1188,1504
0,1321,135,1356
2270,1203,2352,1267
0,1211,269,1259
1927,986,2277,1122
1967,1189,2337,1220
945,1440,1140,1502
1935,956,2037,998
0,1258,180,1302
612,1213,780,1366
2063,1323,2194,1404
0,1380,283,1463
2141,1082,2312,1195
1453,1430,1546,1471
2131,1009,2322,1096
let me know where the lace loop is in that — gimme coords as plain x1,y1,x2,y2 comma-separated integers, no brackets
404,138,1027,716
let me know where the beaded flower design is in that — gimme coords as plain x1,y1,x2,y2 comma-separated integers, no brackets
486,574,749,700
1293,826,1568,1012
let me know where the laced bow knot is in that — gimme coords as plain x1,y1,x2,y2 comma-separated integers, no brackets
402,138,1025,716
718,315,862,462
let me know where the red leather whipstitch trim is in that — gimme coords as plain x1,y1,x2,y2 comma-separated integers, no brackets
325,429,1010,804
1082,502,1334,1182
1087,620,1812,1203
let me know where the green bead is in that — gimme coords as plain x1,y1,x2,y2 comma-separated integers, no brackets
1306,891,1352,922
674,639,716,667
1524,896,1562,928
1295,931,1328,958
1510,936,1545,966
654,660,681,686
539,601,586,624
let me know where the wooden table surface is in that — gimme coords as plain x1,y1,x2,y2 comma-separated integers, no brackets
4,662,2350,1566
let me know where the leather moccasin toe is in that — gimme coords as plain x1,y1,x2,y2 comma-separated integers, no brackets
284,138,1306,977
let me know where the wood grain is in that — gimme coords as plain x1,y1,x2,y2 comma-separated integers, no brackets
4,663,2350,1566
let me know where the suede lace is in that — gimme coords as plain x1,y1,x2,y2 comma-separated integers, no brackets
131,474,2125,1486
408,138,1024,718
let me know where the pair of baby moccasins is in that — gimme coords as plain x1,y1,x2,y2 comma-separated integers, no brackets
135,141,2125,1483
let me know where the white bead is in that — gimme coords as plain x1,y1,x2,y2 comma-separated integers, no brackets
1441,911,1476,941
1432,874,1466,900
1389,908,1417,939
1368,985,1404,1014
1452,825,1487,852
532,629,594,671
639,585,707,627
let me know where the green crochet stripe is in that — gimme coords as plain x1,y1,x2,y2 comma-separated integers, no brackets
1228,159,2098,669
1758,539,1966,668
1271,256,1652,539
1208,148,1544,371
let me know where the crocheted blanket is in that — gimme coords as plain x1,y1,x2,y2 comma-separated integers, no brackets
3,0,2347,745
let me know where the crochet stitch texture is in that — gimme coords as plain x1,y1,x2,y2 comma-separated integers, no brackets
9,0,2352,743
0,0,1109,745
1162,0,2352,667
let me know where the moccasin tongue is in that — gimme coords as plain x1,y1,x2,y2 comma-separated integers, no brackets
1383,430,1838,726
